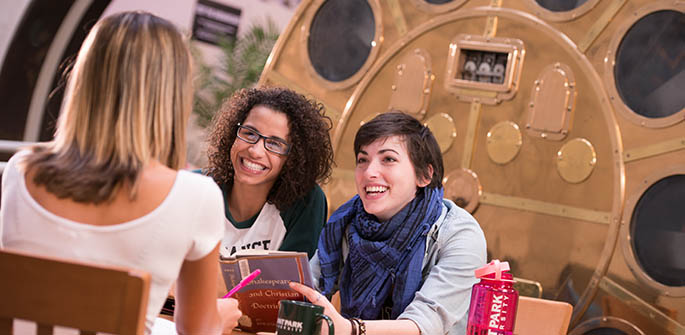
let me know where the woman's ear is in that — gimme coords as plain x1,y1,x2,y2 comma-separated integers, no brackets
417,164,434,188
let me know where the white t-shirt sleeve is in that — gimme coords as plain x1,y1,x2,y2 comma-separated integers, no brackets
184,173,225,261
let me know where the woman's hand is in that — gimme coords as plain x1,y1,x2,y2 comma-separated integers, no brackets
217,297,242,333
289,282,352,335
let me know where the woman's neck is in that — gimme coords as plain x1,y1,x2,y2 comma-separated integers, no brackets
227,182,271,222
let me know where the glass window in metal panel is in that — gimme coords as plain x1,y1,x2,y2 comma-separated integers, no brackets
460,50,508,84
615,10,685,119
308,0,375,82
631,174,685,287
534,0,588,12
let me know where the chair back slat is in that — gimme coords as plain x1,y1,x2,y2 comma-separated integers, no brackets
514,296,573,335
0,249,150,335
37,324,52,335
0,318,12,334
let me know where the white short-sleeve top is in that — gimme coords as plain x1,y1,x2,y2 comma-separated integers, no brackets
0,150,225,334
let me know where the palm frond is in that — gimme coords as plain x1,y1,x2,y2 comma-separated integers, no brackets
192,18,280,128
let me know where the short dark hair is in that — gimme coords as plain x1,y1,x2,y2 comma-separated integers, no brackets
354,112,444,190
206,86,334,210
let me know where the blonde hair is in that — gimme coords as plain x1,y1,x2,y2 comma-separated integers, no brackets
24,11,192,203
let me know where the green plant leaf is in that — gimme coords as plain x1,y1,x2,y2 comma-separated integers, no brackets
192,18,280,128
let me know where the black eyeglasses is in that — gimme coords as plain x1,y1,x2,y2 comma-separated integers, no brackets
236,124,291,155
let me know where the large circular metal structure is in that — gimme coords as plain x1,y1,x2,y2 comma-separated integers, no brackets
261,1,685,333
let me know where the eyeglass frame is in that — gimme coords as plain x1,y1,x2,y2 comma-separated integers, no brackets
235,123,291,155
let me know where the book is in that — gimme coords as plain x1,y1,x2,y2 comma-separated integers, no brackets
220,250,314,333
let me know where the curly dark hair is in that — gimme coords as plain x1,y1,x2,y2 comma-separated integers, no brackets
206,86,334,210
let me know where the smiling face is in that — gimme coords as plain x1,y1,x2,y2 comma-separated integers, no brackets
354,135,431,221
230,105,289,193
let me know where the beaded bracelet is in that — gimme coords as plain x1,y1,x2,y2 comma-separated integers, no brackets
350,318,366,335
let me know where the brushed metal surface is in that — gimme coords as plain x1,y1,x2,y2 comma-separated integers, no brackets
260,1,685,332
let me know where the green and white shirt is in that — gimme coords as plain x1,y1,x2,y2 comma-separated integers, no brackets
219,184,327,259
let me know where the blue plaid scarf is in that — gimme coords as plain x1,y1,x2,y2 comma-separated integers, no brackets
318,187,444,319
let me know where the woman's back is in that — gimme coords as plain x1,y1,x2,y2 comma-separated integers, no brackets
25,158,176,227
1,11,242,333
0,150,225,332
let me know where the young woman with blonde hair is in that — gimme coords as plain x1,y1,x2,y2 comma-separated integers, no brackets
0,11,240,334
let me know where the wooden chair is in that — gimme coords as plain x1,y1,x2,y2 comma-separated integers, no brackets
0,248,150,335
514,296,573,335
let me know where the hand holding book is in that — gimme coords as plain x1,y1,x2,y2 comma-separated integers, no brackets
220,250,314,333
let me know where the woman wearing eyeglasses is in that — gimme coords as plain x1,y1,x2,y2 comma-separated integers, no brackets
203,87,334,260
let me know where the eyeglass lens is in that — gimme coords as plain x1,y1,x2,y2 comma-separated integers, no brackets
237,126,289,155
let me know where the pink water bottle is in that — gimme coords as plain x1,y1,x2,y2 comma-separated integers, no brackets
466,260,519,335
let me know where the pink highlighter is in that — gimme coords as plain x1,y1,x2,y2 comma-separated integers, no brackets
223,269,262,298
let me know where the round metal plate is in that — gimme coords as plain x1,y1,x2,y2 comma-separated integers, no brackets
556,138,597,184
487,121,522,164
442,168,481,213
424,113,456,154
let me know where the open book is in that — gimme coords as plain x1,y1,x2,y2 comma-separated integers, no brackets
220,250,314,333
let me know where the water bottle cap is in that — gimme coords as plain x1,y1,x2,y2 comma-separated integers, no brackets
475,259,510,281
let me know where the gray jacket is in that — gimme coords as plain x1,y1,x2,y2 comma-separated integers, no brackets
310,199,487,334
